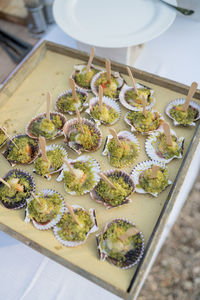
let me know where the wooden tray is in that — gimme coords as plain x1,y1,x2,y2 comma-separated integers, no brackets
0,41,199,300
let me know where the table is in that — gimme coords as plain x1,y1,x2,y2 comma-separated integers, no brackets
0,14,200,300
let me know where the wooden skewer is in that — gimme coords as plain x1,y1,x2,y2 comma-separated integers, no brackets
86,46,95,72
182,81,198,112
126,67,138,95
38,136,48,162
109,128,121,147
69,78,78,102
75,107,84,133
0,177,11,189
98,85,103,113
163,122,173,146
105,59,111,83
46,92,51,121
99,172,116,189
31,191,42,205
150,165,160,179
142,94,147,118
1,127,19,149
63,159,76,177
118,227,140,242
65,201,82,227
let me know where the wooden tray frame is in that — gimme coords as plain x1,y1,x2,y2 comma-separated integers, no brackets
0,41,200,300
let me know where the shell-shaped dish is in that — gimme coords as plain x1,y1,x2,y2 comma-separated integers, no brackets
0,127,8,148
165,98,200,126
63,118,102,155
90,169,135,209
26,112,66,140
131,160,172,197
3,134,39,167
124,110,164,135
25,189,65,230
96,218,144,269
33,144,68,180
57,155,100,196
0,169,35,210
53,205,98,247
145,127,184,164
55,88,89,115
85,96,121,126
102,130,140,168
91,71,125,101
119,83,155,111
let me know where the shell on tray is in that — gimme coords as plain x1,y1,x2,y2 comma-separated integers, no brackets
145,127,184,164
165,98,200,126
85,96,121,126
71,64,102,92
91,71,125,100
119,83,155,111
26,112,67,140
53,204,98,247
96,218,144,269
33,144,68,180
25,189,65,230
90,169,135,209
102,130,140,168
55,88,89,115
56,155,100,196
131,160,172,197
0,169,35,210
2,134,39,167
124,110,165,135
63,118,102,155
0,127,8,148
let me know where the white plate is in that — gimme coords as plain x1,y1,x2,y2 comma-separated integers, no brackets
53,0,177,48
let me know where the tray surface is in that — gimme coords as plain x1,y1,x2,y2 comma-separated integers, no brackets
0,43,199,297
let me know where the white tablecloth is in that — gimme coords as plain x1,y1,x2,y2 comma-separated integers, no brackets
1,14,200,300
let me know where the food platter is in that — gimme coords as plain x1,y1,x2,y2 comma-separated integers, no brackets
0,41,199,300
53,0,177,48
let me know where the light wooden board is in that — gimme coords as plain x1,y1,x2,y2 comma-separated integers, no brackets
0,0,27,25
0,42,199,299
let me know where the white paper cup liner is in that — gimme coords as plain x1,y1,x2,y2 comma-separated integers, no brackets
53,205,98,247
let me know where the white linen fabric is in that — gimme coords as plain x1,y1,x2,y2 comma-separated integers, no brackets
0,14,200,300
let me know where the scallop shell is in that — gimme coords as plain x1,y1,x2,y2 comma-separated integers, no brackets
0,169,35,210
0,127,8,148
119,83,155,111
71,64,102,92
90,169,135,209
131,160,172,197
33,144,68,180
102,130,140,168
26,112,67,140
63,118,102,155
53,205,98,247
96,218,144,269
145,127,184,164
55,88,89,115
91,71,125,100
85,96,121,126
165,98,200,126
25,189,65,230
2,134,39,167
124,110,165,135
57,155,100,195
